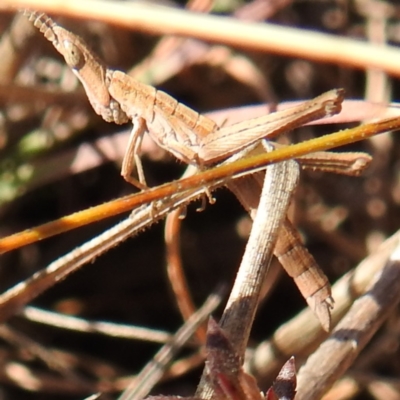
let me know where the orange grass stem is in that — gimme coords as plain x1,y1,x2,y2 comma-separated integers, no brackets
0,116,398,254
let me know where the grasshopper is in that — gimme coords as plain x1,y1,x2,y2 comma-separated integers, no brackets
22,10,377,331
24,10,343,188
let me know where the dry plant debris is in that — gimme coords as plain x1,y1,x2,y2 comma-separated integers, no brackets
0,1,400,400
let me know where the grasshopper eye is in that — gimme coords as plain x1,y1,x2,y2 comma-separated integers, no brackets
63,40,85,69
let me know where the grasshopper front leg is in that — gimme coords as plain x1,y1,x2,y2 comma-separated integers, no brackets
121,117,149,189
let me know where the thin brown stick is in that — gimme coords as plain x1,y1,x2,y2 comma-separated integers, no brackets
296,238,400,399
220,143,299,356
249,230,400,383
165,207,207,344
20,306,177,344
0,324,92,388
196,141,299,399
3,1,400,77
0,184,217,323
117,288,223,400
0,13,36,82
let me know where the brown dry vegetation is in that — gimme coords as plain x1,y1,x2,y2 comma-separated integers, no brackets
1,1,400,399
